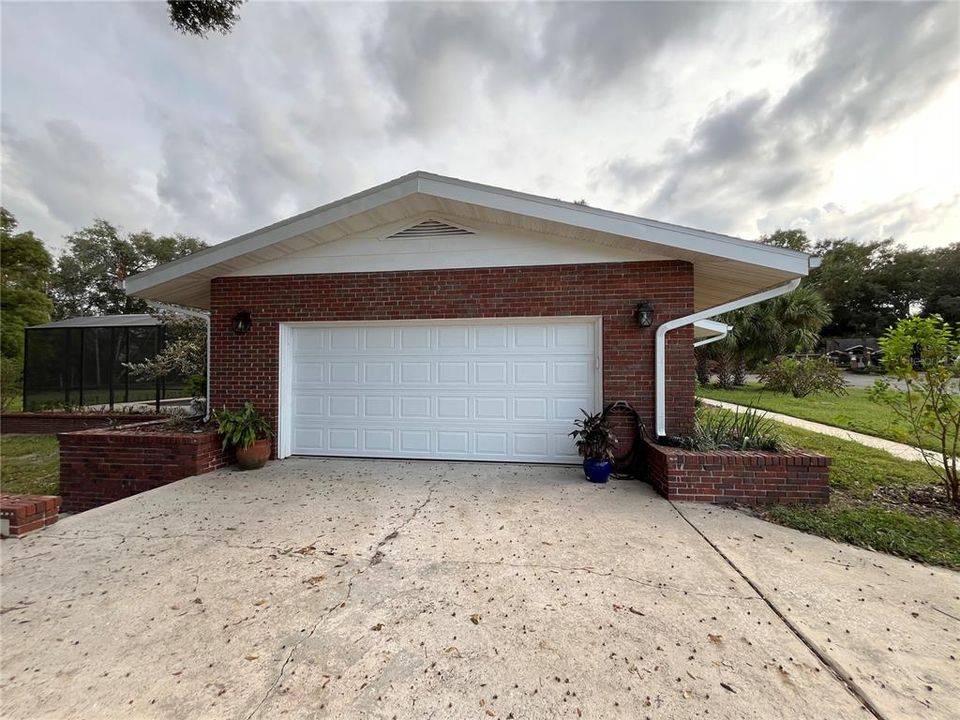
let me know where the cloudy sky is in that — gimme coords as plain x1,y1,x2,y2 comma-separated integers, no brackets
2,1,958,253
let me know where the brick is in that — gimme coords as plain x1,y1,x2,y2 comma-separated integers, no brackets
642,440,829,505
58,429,231,513
209,261,698,453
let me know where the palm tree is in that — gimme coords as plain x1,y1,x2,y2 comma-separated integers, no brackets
696,285,832,387
746,284,833,360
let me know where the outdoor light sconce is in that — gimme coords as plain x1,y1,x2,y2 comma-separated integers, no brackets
232,310,253,335
634,301,654,328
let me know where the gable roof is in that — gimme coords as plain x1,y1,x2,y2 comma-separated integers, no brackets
125,171,817,311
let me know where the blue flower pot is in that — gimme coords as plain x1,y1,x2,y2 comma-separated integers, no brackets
583,458,613,483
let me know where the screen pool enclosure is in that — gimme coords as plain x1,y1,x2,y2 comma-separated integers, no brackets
22,314,187,411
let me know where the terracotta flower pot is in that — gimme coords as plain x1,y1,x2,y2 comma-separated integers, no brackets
235,438,271,470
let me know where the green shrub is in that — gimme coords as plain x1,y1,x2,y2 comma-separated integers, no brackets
694,406,785,451
213,401,271,450
569,409,617,461
664,406,785,452
869,315,959,505
0,357,21,411
759,356,847,398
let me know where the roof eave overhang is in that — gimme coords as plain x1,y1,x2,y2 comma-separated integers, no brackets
125,171,815,309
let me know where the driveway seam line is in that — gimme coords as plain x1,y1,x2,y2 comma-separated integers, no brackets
671,501,889,720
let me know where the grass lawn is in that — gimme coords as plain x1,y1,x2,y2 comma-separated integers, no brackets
697,383,942,452
0,434,59,496
757,422,960,569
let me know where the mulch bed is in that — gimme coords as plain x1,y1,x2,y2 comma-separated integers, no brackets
867,484,959,522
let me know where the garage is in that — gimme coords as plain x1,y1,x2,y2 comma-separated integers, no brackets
278,318,601,462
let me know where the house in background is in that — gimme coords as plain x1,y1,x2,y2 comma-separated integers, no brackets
125,172,817,463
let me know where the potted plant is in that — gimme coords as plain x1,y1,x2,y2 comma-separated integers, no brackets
214,401,272,470
569,409,617,483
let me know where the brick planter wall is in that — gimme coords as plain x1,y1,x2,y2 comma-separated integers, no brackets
58,422,231,512
1,494,61,538
1,412,162,435
210,260,697,457
644,439,830,504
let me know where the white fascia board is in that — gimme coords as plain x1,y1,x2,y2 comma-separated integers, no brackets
415,174,813,276
126,174,422,295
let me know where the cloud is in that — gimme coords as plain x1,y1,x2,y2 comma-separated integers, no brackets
596,1,959,242
758,193,960,246
369,1,726,134
1,0,957,257
1,118,175,248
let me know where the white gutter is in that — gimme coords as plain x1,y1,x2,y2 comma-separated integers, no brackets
147,301,212,421
692,319,731,348
654,278,801,438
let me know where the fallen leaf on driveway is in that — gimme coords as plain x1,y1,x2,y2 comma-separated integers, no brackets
628,607,645,617
245,655,258,661
304,576,325,586
720,682,737,693
371,623,384,631
295,546,316,556
253,600,267,606
470,613,481,625
444,646,462,657
708,633,723,644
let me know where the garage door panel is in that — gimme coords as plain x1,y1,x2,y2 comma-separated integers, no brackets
287,319,598,462
364,396,394,417
437,362,468,383
400,327,431,349
363,429,394,453
364,327,395,350
400,362,431,383
515,397,547,420
328,428,359,450
329,328,360,350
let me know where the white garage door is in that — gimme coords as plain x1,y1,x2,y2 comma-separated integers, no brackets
280,318,600,463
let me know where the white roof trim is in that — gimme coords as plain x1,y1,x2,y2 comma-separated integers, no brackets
126,171,815,296
693,319,731,339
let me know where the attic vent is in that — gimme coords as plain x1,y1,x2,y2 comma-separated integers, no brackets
387,219,473,239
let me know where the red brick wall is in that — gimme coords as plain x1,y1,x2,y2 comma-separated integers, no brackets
1,413,162,435
644,440,830,504
209,261,696,456
58,423,231,512
1,494,61,537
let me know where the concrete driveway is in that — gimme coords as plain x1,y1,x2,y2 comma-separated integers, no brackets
1,459,957,720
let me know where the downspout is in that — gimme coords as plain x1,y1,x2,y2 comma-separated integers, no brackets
655,278,801,438
147,301,212,421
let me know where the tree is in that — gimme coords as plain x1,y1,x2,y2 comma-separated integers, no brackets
0,208,53,362
168,0,244,37
922,242,960,325
49,220,206,319
126,312,207,405
739,284,832,362
696,284,831,387
869,316,959,505
760,228,811,253
808,238,900,336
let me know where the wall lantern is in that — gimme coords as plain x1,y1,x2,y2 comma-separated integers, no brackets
633,301,654,328
232,310,253,335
